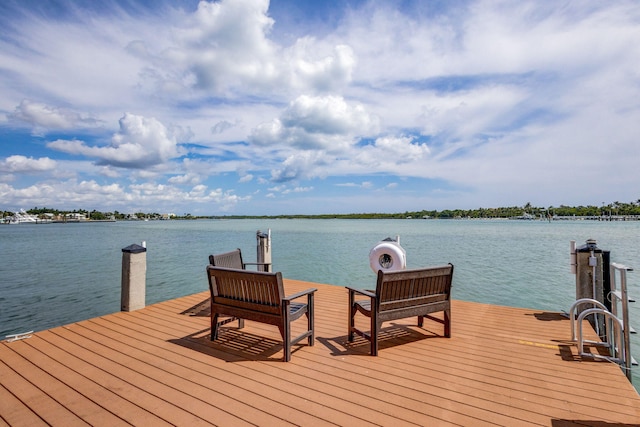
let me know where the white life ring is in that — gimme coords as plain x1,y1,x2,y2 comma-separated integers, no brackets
369,240,406,273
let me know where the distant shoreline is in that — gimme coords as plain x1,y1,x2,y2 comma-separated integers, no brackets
4,199,640,222
183,214,640,221
5,215,639,224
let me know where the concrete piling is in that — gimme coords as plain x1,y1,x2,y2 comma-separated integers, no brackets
121,243,147,311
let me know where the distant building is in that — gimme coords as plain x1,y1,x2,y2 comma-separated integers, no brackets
66,212,87,221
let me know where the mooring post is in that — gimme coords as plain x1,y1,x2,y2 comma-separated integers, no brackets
574,238,610,337
256,229,271,272
121,243,147,311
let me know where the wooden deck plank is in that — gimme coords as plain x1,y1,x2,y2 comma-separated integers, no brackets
290,346,602,424
126,286,640,426
0,383,47,427
80,306,379,426
9,333,175,426
451,302,639,396
140,298,501,426
0,342,130,427
1,279,639,426
66,319,331,427
82,298,488,424
407,317,637,402
101,309,424,426
115,286,640,426
34,329,238,427
162,282,636,426
0,358,88,427
294,318,600,424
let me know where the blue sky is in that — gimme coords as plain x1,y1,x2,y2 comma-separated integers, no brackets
1,0,639,215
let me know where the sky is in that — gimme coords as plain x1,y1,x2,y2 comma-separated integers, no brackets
1,0,639,216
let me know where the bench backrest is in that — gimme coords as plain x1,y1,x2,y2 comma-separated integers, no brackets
209,248,244,269
376,264,453,312
207,266,285,315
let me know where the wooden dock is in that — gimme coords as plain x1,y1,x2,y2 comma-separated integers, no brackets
1,279,639,426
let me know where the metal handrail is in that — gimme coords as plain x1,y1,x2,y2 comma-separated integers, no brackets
577,307,625,365
609,263,635,381
569,298,609,342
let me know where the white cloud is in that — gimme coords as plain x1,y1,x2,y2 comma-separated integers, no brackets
268,184,287,192
8,100,100,131
383,182,398,190
168,173,202,185
285,40,355,92
267,134,432,183
413,85,528,143
135,0,355,98
167,0,277,93
282,186,313,194
367,136,430,164
0,6,148,118
336,181,374,189
0,155,57,173
263,183,313,196
98,166,121,178
0,180,125,208
239,174,253,183
126,181,250,211
0,177,249,213
211,120,239,134
282,95,375,136
47,113,181,168
270,151,330,182
251,94,379,151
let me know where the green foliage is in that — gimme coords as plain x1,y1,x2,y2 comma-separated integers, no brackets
3,200,640,221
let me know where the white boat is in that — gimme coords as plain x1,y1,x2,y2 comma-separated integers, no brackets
6,209,49,224
509,212,536,220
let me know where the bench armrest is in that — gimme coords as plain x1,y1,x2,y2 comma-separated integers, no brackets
346,287,376,299
242,262,272,270
283,288,317,301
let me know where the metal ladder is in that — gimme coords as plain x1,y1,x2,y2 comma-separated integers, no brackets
569,262,636,382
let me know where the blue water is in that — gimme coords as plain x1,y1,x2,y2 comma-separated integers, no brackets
1,218,639,386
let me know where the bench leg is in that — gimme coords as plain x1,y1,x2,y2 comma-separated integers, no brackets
348,290,355,342
238,318,245,329
418,315,424,327
283,321,291,362
307,293,314,346
211,313,219,341
371,311,379,356
444,309,451,338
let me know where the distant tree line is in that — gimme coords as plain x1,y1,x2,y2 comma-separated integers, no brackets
2,200,640,221
211,200,640,219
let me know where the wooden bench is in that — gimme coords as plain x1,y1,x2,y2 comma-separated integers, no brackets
206,266,316,361
347,264,453,355
209,248,271,271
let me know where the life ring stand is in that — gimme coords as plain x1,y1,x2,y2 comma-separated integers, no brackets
369,237,406,273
